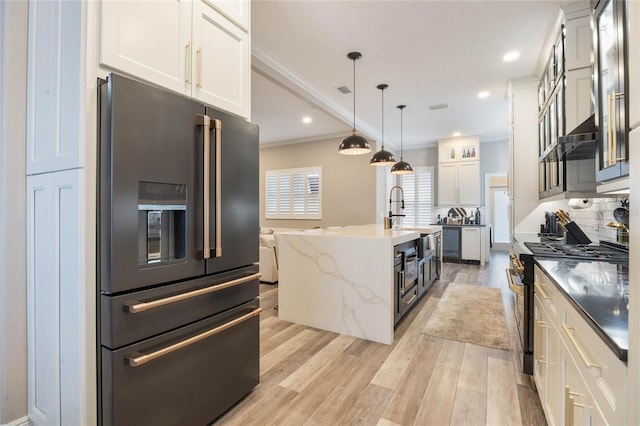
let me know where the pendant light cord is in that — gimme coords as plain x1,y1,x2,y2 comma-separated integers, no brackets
381,89,384,148
400,106,404,160
352,57,356,132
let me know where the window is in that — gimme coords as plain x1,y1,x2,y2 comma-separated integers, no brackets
401,167,433,227
265,167,321,219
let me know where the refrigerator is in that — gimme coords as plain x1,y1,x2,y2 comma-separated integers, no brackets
97,73,260,425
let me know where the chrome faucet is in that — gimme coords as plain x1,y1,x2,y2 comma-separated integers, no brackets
385,186,405,228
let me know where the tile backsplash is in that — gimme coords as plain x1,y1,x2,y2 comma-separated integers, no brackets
569,197,627,244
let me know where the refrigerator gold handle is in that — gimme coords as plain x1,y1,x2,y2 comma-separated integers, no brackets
125,307,262,367
214,119,222,258
123,273,261,313
197,114,212,259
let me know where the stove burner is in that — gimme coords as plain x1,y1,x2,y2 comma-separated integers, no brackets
523,241,629,263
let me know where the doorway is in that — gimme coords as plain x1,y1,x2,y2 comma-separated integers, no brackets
484,173,509,252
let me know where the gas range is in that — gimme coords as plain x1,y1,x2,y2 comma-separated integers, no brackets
523,241,629,263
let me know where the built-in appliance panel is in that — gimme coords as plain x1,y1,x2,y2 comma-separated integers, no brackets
99,74,206,294
101,265,259,349
101,299,260,426
204,105,259,275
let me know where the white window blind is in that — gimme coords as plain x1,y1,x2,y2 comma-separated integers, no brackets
265,167,322,219
401,167,433,227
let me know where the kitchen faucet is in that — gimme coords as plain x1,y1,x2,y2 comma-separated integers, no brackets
386,186,406,228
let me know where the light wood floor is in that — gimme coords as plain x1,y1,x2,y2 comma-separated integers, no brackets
215,252,547,426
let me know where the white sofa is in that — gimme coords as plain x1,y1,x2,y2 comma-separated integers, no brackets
259,233,278,283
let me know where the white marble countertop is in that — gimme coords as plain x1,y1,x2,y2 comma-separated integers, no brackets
280,224,440,244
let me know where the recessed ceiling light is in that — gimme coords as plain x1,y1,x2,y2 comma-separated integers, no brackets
478,91,490,99
453,132,461,137
302,116,312,124
503,51,520,62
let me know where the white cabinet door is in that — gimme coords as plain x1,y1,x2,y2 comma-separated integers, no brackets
460,227,480,260
438,163,458,205
27,0,82,174
561,344,606,426
209,0,250,31
457,161,480,205
564,15,592,71
192,0,250,117
100,0,192,96
564,67,592,132
27,169,83,426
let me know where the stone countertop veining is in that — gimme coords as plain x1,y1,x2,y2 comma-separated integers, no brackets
535,258,629,361
279,224,421,245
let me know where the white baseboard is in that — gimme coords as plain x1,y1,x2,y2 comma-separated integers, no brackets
1,416,31,426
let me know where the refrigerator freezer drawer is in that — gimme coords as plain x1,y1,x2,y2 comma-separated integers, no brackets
100,299,260,426
101,265,259,349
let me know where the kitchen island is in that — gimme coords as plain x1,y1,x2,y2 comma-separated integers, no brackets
276,224,441,344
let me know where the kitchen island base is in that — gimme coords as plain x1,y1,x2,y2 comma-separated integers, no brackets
276,225,440,344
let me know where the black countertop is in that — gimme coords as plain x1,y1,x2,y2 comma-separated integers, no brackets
535,258,628,361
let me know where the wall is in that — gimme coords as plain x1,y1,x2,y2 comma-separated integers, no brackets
570,197,626,243
0,1,28,423
480,139,509,205
260,137,377,229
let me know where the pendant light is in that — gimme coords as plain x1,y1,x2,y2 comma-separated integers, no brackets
338,51,371,155
391,105,413,174
370,84,396,166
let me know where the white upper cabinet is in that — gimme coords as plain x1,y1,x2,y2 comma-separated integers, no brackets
209,0,250,31
192,0,250,118
99,1,192,97
564,15,591,71
437,137,480,206
27,0,83,175
100,0,250,118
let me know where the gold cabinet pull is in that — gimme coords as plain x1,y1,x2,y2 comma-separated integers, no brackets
608,92,615,166
534,282,550,299
565,386,575,425
125,307,262,367
185,43,192,83
614,92,626,162
196,47,202,88
562,323,602,369
124,273,261,313
506,268,523,295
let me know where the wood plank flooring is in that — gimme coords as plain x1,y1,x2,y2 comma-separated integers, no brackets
215,252,547,426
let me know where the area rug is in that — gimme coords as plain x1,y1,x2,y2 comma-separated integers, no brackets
422,283,510,350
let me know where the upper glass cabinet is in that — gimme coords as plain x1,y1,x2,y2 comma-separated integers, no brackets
593,0,629,182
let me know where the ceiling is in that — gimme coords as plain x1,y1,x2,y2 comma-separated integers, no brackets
250,0,573,151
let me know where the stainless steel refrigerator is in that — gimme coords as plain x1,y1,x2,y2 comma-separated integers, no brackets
97,73,260,425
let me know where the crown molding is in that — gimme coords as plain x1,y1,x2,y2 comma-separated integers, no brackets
251,43,380,143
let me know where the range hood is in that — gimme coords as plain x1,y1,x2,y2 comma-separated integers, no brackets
539,113,597,162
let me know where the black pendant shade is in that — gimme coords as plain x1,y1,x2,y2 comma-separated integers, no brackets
339,132,371,155
339,51,371,155
370,83,396,166
391,104,413,175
